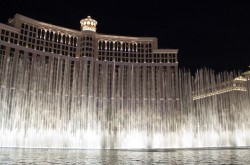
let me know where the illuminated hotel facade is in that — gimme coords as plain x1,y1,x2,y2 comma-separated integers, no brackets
0,14,179,114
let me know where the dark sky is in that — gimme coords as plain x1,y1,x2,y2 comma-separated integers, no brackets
1,0,250,73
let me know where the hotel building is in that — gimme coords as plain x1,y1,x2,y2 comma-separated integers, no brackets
0,14,179,114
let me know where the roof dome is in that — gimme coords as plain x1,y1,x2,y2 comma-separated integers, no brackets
80,16,97,32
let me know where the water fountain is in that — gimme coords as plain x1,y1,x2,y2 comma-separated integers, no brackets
0,54,249,149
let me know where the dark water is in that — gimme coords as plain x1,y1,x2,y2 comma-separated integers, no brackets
0,148,250,164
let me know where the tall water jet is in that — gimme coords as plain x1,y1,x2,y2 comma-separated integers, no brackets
179,69,250,147
0,53,249,148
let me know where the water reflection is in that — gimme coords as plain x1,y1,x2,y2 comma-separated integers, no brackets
0,148,250,164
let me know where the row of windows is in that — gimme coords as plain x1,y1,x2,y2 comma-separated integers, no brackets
37,29,78,47
17,39,76,57
80,36,93,41
19,23,78,57
97,51,177,63
154,53,177,63
0,29,18,44
97,57,177,63
21,29,36,38
98,41,152,52
21,23,78,47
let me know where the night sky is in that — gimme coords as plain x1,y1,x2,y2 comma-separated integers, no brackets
1,0,250,73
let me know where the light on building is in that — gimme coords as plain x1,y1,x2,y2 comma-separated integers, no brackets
80,16,97,32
